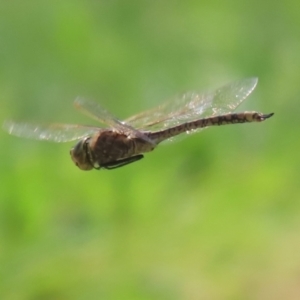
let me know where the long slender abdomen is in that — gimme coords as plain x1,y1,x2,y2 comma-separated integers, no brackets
149,111,274,144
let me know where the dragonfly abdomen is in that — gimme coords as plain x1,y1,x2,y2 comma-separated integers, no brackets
197,111,274,127
149,111,274,144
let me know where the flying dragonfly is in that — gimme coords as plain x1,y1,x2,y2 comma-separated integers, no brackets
3,78,273,170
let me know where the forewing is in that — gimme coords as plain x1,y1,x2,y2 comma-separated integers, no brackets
3,120,100,143
125,78,258,131
74,97,127,130
74,97,156,145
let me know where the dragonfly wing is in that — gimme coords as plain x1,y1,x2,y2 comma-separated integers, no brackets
126,78,258,131
74,97,156,145
207,77,258,114
74,97,126,130
3,120,100,142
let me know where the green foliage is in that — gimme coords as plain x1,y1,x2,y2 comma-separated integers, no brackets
1,1,299,299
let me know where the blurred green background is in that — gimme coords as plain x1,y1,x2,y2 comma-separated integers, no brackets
0,1,299,299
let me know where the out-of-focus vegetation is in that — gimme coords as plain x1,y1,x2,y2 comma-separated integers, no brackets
0,1,299,299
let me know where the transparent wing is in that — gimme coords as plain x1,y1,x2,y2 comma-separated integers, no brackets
74,97,156,144
74,97,129,131
125,78,258,131
3,120,100,143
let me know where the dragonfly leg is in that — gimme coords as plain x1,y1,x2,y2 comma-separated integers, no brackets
100,155,144,170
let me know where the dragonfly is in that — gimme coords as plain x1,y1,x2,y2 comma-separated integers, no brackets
3,77,273,170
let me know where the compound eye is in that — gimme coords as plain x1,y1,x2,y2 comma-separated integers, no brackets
70,138,93,170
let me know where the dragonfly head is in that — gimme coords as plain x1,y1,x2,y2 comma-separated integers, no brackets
70,137,93,171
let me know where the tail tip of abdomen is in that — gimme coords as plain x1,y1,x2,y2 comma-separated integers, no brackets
260,112,274,121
